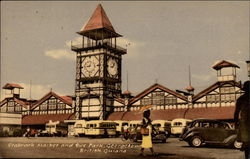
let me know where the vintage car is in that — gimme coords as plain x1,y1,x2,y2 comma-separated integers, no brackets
152,120,171,137
179,119,242,149
129,124,169,143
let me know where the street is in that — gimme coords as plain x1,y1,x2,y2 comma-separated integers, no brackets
0,137,245,159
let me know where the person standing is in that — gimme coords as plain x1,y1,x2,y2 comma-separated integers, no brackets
26,127,31,138
140,109,156,156
234,81,250,159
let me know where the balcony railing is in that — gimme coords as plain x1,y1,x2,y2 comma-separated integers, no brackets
71,41,127,54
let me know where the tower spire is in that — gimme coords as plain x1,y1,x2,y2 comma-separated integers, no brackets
185,65,194,94
80,4,116,33
77,4,122,40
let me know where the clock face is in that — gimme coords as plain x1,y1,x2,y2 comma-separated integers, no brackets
107,58,118,76
82,56,99,77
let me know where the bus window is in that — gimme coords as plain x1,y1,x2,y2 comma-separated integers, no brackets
76,124,82,128
174,122,182,126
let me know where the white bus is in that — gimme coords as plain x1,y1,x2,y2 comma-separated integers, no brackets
171,118,192,135
114,120,129,134
128,120,142,134
41,120,68,137
73,120,87,137
64,120,78,137
85,120,116,137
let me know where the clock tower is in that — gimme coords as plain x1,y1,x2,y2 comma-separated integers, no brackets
71,4,126,120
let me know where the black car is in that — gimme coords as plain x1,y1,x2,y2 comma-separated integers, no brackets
180,119,242,149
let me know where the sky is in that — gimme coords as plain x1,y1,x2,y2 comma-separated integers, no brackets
1,1,249,100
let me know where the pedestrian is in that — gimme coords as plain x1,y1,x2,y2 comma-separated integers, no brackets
234,80,250,159
140,109,156,156
123,123,129,139
26,127,31,138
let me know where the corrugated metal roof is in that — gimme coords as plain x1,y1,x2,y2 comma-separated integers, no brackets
212,60,240,70
185,107,235,120
108,106,236,121
22,113,75,125
2,83,24,89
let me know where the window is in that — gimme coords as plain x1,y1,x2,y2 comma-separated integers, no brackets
207,95,220,102
152,92,164,105
8,101,14,107
40,103,47,110
58,103,65,109
7,107,14,112
49,104,56,110
221,94,234,101
48,99,56,110
15,106,21,112
141,98,151,105
220,87,235,93
173,122,182,126
76,124,82,128
165,97,177,104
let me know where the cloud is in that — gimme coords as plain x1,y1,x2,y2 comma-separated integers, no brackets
46,36,144,60
45,49,74,60
117,37,145,57
0,83,54,100
44,37,80,60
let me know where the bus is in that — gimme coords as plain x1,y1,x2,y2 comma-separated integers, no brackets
128,120,142,134
41,120,68,137
152,120,171,136
64,120,78,137
114,120,129,135
84,120,116,137
73,120,87,137
171,118,192,136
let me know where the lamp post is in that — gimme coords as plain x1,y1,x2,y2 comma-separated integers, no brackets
246,60,250,79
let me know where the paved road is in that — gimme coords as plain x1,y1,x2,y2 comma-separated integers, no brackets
0,137,245,159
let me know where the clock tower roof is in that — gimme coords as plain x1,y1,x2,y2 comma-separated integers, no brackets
78,4,121,38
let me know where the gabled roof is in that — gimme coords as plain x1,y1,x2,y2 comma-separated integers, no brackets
193,81,242,102
212,60,240,70
0,98,29,109
79,4,118,35
3,83,24,89
31,91,72,110
130,83,187,104
0,99,7,107
22,113,75,125
14,98,29,109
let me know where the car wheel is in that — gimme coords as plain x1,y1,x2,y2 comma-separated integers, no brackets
189,136,203,147
233,140,242,149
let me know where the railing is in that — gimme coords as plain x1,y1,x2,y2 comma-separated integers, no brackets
71,41,127,53
218,75,236,82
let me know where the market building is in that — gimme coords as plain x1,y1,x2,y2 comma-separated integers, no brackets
0,86,75,130
0,4,246,131
108,60,243,123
